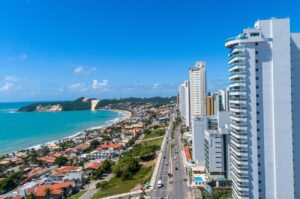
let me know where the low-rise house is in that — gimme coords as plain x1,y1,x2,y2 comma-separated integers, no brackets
34,182,74,199
49,166,84,188
83,161,103,176
64,148,78,156
27,167,49,180
76,144,89,152
38,157,56,167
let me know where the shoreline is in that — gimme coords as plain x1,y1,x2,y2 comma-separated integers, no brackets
4,109,131,156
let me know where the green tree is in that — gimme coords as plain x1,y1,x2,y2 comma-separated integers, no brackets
112,157,140,180
44,188,52,197
54,156,68,167
90,140,100,149
27,192,36,199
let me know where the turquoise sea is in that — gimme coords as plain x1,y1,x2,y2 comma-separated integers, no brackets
0,102,121,155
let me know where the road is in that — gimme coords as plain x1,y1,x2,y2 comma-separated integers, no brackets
151,113,191,199
168,124,191,199
100,112,192,199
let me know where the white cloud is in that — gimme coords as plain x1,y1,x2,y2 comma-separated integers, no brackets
0,82,13,92
73,66,96,75
153,83,160,89
92,79,108,90
4,76,18,82
68,83,89,92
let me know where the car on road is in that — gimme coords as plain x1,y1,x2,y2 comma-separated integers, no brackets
175,167,178,170
157,180,163,188
164,156,166,159
165,162,168,165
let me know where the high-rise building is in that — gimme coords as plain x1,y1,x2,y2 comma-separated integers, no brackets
178,81,190,127
225,18,299,199
189,61,207,117
204,111,231,181
206,95,214,115
191,116,206,166
218,89,229,111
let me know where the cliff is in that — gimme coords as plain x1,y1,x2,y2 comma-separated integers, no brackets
18,97,99,112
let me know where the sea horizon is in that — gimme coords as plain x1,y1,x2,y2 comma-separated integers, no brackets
0,102,123,156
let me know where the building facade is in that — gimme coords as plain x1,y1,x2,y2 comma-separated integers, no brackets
178,81,190,128
191,116,206,166
225,18,299,199
189,61,207,117
206,95,214,116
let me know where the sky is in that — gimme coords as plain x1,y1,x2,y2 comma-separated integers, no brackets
0,0,299,102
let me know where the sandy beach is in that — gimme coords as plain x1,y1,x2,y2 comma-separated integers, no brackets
12,109,132,155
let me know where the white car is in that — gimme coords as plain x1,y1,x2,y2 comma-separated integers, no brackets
157,180,163,188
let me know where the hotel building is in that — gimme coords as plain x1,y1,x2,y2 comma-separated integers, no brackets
189,61,207,117
225,18,300,199
178,81,190,128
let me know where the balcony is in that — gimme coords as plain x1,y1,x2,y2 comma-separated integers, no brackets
225,34,248,47
229,63,246,71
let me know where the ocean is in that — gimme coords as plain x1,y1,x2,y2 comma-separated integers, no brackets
0,102,122,155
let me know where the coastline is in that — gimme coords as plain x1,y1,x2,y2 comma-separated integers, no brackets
6,109,131,156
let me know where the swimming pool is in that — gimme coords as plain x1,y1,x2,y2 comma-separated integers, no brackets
194,177,203,183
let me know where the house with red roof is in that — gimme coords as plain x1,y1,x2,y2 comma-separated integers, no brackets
34,182,74,199
83,161,103,175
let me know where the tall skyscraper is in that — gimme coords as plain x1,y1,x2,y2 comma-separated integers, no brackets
178,81,190,127
225,18,299,199
189,61,207,117
206,95,214,115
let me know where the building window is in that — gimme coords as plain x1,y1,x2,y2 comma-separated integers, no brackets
256,68,259,72
256,43,258,46
256,77,259,80
257,111,259,115
257,129,260,132
256,51,258,54
256,86,259,89
250,33,260,37
256,60,258,63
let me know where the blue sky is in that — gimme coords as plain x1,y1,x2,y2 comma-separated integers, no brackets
0,0,299,102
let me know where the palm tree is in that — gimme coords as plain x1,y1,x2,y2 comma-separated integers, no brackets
27,192,36,199
44,188,52,198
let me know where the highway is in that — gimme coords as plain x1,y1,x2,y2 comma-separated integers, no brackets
103,112,192,199
151,113,192,199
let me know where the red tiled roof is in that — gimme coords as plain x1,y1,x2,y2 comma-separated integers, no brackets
34,182,72,197
84,161,103,170
11,195,22,199
58,166,81,171
77,143,89,149
101,143,122,149
65,148,78,153
184,147,192,161
38,156,56,163
27,167,47,178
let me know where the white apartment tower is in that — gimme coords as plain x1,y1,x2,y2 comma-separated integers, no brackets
178,81,190,127
225,18,300,199
189,61,207,117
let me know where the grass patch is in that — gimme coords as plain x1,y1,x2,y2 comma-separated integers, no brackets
70,190,86,199
92,166,153,199
143,128,165,140
141,137,163,147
